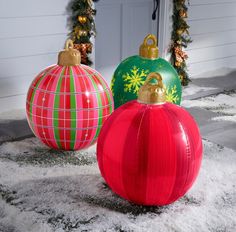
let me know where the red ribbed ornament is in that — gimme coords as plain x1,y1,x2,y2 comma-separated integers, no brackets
97,73,202,206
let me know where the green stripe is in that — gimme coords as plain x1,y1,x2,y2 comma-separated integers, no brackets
84,69,103,139
106,89,113,114
69,67,76,149
53,67,65,148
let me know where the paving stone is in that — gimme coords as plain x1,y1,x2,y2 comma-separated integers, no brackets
0,119,32,144
193,70,236,90
186,107,219,127
202,122,236,151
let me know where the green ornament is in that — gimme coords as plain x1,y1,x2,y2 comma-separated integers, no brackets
111,34,182,109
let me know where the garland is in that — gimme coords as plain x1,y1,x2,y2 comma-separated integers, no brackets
67,0,99,65
170,0,192,86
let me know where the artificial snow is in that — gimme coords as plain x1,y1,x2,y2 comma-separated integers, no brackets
182,91,236,122
0,83,236,231
0,137,235,232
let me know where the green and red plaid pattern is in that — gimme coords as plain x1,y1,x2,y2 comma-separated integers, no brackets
26,64,114,150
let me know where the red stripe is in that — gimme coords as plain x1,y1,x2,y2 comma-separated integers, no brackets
145,105,177,205
121,103,148,203
165,103,202,203
97,103,130,198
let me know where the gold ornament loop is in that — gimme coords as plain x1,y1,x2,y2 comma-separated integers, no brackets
139,34,159,59
138,72,166,104
58,39,81,66
144,72,163,88
143,34,157,47
65,39,74,50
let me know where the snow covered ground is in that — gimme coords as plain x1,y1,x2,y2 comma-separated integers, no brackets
0,87,236,232
0,138,235,232
182,90,236,123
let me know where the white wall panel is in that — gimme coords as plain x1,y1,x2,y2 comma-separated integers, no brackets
183,1,236,76
0,75,33,98
0,54,57,79
0,0,68,113
189,17,236,36
0,34,67,59
0,16,67,39
0,0,68,17
189,56,236,76
191,0,236,5
187,43,236,64
188,3,236,20
0,94,26,113
187,31,236,50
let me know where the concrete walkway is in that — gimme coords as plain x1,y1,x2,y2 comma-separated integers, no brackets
0,71,236,150
183,69,236,100
188,106,236,150
184,70,236,151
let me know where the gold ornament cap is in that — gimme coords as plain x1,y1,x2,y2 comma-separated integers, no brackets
138,72,166,104
58,39,81,66
139,34,159,59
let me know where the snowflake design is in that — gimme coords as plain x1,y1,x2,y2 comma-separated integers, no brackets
165,85,179,103
110,76,115,96
123,66,149,94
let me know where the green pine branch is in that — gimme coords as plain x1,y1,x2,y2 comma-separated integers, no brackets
170,0,192,86
67,0,98,65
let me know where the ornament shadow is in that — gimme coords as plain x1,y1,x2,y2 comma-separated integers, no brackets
80,181,168,216
0,137,97,166
5,174,168,217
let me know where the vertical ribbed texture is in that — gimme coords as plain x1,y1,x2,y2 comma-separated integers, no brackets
97,101,202,206
26,64,114,151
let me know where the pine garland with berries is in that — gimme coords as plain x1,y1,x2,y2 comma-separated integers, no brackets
67,0,99,65
170,0,192,86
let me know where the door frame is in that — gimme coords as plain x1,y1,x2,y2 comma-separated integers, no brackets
157,0,170,58
93,0,169,67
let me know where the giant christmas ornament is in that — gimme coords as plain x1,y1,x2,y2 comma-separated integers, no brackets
26,39,113,151
97,72,202,206
111,34,182,109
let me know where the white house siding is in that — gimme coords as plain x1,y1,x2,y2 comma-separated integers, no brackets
162,0,236,77
186,0,236,76
0,0,68,113
2,0,235,114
